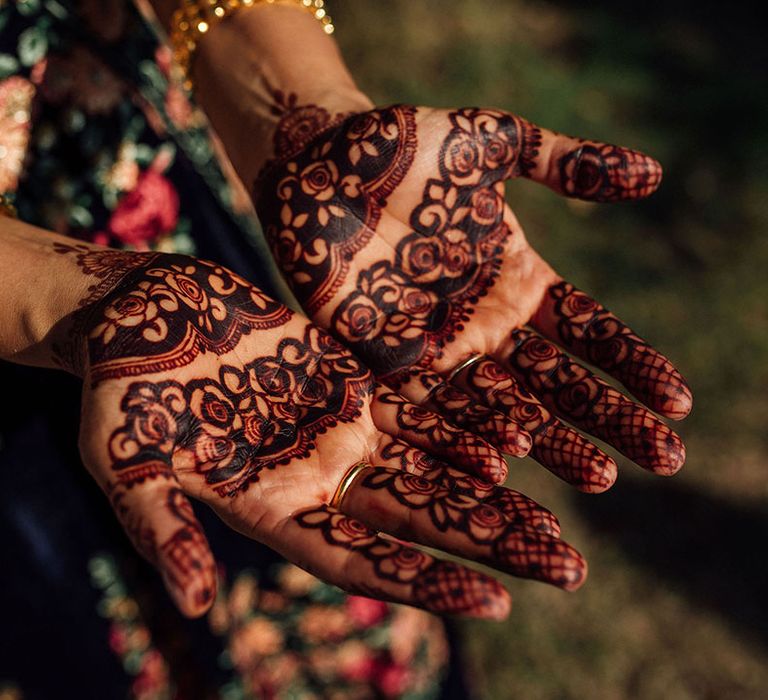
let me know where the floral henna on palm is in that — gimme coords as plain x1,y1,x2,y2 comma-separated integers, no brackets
257,105,418,314
108,326,373,496
331,109,540,385
295,505,510,618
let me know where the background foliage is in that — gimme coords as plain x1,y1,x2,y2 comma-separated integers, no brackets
334,1,768,697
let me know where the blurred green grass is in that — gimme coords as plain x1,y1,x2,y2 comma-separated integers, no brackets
334,1,768,697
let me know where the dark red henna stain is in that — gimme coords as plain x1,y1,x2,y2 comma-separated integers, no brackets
558,142,662,201
108,326,373,496
295,506,510,619
111,483,216,612
506,330,685,475
257,106,417,313
535,281,692,419
376,390,507,481
378,439,560,536
354,469,582,588
81,254,292,384
456,358,617,492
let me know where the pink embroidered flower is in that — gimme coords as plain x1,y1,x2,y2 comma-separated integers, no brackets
345,595,388,628
0,77,33,192
375,662,411,698
108,170,179,246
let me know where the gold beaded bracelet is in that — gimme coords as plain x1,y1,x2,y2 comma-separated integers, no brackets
170,0,334,90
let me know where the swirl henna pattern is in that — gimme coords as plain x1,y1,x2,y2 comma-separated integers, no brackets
255,100,691,487
330,109,540,384
259,105,417,314
108,326,373,496
295,506,512,618
63,246,583,618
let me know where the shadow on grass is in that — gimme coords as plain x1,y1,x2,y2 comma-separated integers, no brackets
574,475,768,648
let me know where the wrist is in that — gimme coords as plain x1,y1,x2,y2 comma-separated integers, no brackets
189,3,373,189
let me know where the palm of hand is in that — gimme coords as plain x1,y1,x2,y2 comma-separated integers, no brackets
256,104,692,493
66,247,583,619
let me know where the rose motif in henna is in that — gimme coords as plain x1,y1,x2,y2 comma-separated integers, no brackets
108,327,374,495
332,109,541,386
294,505,509,616
558,142,662,201
257,106,418,314
83,254,292,384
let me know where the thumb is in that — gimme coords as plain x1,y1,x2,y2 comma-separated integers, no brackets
108,476,218,617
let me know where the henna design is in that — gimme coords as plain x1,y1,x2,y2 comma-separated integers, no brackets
354,469,580,588
421,379,531,456
108,326,373,496
52,243,156,372
506,330,685,474
457,358,616,492
295,506,510,617
111,482,216,610
376,390,507,480
81,254,292,384
378,439,560,536
257,106,418,313
558,142,662,201
539,282,692,418
330,109,540,385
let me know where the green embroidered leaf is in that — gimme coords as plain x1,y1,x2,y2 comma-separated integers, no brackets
18,25,48,66
0,54,19,79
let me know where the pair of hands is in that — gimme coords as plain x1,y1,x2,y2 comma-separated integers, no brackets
73,101,690,620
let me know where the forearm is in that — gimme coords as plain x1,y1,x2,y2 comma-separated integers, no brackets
151,2,372,189
0,219,114,372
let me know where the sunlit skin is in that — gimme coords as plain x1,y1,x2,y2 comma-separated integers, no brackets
255,103,692,494
54,243,587,619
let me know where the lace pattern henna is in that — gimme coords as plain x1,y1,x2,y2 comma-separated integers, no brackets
82,254,292,384
558,142,662,201
295,506,509,617
257,106,418,313
457,358,617,491
354,469,581,587
539,281,692,418
52,243,157,373
111,483,216,610
376,390,506,479
108,326,373,496
506,329,685,475
331,109,540,385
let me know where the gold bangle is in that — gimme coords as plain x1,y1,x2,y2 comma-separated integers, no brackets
170,0,335,91
329,461,368,510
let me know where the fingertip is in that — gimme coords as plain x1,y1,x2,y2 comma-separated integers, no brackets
508,428,532,459
164,569,217,618
485,586,513,621
561,553,588,592
655,380,694,421
653,435,686,477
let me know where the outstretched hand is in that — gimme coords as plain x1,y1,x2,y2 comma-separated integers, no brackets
255,104,692,493
60,245,585,618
